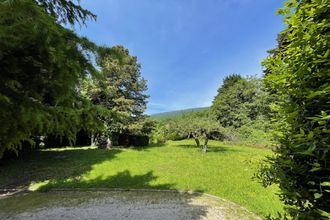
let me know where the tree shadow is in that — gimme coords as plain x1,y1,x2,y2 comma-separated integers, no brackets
0,147,122,189
0,147,259,219
0,170,212,220
112,142,167,152
38,170,177,190
174,144,242,153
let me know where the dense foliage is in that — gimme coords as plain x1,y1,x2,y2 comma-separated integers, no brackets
210,74,272,146
259,0,330,218
212,74,270,128
0,0,106,156
83,45,151,147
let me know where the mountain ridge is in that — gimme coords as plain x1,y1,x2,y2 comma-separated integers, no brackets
150,107,210,120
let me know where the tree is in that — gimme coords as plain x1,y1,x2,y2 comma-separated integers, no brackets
0,0,104,156
215,74,243,95
212,75,269,128
84,45,149,147
259,0,330,218
167,110,221,152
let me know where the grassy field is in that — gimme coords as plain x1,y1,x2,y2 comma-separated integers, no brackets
0,140,283,217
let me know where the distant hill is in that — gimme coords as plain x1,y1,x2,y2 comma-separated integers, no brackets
150,107,210,120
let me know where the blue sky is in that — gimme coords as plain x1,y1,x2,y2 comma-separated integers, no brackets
75,0,285,114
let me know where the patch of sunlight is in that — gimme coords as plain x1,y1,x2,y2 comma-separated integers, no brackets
40,146,97,152
29,180,50,191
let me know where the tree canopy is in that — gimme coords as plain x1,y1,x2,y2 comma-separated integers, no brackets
165,110,221,152
83,45,150,147
0,0,105,156
212,75,270,128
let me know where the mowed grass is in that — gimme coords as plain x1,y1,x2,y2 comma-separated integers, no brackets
0,140,283,217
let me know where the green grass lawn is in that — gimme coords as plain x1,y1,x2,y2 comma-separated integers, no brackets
0,140,283,217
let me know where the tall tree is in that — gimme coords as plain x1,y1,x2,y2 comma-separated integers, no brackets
0,0,104,156
212,75,269,128
259,0,330,218
85,45,149,146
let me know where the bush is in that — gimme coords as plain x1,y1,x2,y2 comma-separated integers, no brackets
219,126,272,147
259,1,330,218
150,123,167,144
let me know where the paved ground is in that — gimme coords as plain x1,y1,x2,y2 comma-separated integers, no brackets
0,190,260,220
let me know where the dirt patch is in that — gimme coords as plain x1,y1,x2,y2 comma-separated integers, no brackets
0,190,260,220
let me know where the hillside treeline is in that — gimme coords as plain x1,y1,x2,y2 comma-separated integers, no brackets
152,75,273,147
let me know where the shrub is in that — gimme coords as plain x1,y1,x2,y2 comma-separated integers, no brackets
259,1,330,218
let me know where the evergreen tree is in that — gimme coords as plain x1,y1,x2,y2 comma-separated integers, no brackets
0,0,104,156
85,45,149,146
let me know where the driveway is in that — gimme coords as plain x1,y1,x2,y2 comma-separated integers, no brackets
0,190,260,220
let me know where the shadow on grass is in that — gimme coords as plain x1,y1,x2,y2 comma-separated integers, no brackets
120,142,166,151
0,146,202,192
0,170,213,220
0,147,122,189
174,144,241,153
38,170,178,191
0,168,213,220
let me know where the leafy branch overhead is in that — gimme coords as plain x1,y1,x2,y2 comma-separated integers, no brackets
0,0,108,155
2,0,96,25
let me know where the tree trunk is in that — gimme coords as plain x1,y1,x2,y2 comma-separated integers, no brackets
193,136,200,148
91,134,95,146
203,136,209,153
106,137,112,150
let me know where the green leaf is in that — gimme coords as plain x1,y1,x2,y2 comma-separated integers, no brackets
320,182,330,187
300,128,305,135
310,167,321,172
307,131,314,140
314,193,322,199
